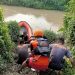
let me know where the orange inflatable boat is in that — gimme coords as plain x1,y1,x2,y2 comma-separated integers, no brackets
18,21,33,41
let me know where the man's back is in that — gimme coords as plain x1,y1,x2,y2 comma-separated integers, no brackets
50,44,71,64
16,44,29,64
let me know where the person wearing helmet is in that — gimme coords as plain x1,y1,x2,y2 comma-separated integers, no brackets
30,29,50,56
29,29,44,55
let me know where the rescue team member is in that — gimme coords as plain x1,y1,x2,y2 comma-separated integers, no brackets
16,38,29,64
22,31,29,43
20,31,28,44
18,29,50,72
49,37,74,74
30,29,49,55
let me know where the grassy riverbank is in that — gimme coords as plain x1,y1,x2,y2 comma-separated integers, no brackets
0,0,69,10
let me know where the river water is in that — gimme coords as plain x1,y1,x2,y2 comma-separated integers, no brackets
1,5,64,32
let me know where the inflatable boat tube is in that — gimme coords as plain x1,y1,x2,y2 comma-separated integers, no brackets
29,55,49,71
18,21,33,41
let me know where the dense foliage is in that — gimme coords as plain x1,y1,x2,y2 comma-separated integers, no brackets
64,0,75,46
0,0,70,10
0,8,14,72
63,61,75,75
44,30,57,43
8,21,20,44
62,0,75,75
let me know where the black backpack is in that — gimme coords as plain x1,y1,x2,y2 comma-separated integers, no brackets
34,38,50,57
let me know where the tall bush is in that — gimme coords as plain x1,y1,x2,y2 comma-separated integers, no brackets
44,30,57,43
64,0,75,46
0,7,14,72
63,0,75,74
7,21,20,44
63,61,75,75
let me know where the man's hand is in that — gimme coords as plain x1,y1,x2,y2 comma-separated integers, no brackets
69,57,75,68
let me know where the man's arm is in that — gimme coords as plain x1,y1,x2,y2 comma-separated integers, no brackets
69,57,74,66
66,50,75,67
18,58,28,73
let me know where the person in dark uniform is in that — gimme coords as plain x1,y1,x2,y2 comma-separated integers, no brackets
16,38,29,64
22,31,28,43
49,37,74,74
19,31,29,44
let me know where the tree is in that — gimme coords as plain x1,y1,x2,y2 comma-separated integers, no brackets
0,7,14,64
64,0,75,46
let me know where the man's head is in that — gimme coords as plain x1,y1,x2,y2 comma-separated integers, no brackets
57,37,64,45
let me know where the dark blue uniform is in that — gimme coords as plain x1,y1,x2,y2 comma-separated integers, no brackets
49,44,72,70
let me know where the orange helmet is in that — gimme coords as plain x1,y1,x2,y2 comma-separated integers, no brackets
30,40,38,49
33,29,44,37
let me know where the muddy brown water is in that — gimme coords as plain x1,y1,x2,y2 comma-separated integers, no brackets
1,5,64,32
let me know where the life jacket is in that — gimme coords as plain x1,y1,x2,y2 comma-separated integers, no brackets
29,55,49,71
30,39,38,49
